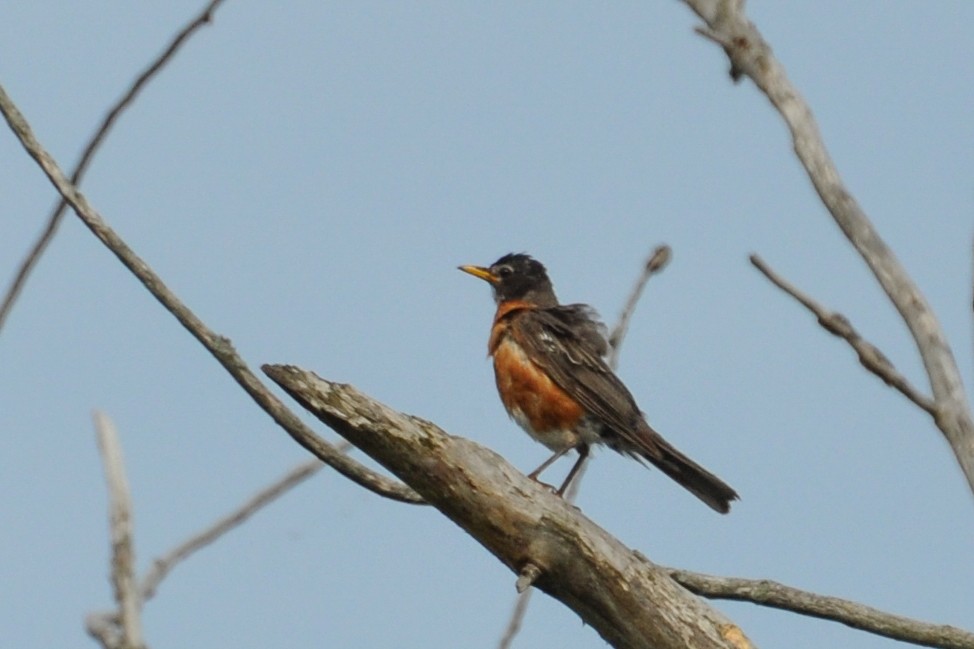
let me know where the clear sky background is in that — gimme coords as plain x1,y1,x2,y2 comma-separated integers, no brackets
2,2,972,648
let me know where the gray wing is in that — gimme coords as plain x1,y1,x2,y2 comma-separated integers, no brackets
510,305,644,442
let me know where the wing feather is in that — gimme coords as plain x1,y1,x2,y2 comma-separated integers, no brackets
509,305,645,447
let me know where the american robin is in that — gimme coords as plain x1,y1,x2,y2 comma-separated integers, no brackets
459,253,738,513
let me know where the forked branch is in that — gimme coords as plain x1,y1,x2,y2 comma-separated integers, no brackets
0,0,228,334
680,0,974,492
0,83,423,506
89,412,144,649
750,254,936,414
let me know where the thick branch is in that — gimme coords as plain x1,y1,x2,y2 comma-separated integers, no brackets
263,363,752,649
0,0,227,334
670,570,974,649
0,85,423,505
750,254,936,414
680,0,974,492
266,364,972,649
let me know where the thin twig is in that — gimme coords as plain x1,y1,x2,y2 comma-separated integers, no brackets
140,455,333,599
88,452,338,645
0,84,424,505
496,246,670,648
607,245,672,368
750,254,936,415
0,0,227,335
670,569,974,649
92,411,144,649
497,588,534,649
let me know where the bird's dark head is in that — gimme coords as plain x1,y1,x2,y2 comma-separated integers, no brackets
459,253,557,306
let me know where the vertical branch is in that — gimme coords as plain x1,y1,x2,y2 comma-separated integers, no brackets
497,588,534,649
93,411,143,649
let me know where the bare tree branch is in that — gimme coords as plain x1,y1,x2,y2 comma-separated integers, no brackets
0,85,424,505
140,455,335,599
264,363,974,649
497,587,534,649
679,0,974,493
607,244,672,368
263,364,754,649
91,412,144,649
85,614,118,649
750,254,936,414
670,569,974,649
0,0,227,335
85,440,338,649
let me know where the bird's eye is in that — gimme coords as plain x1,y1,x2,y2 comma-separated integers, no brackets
496,266,513,278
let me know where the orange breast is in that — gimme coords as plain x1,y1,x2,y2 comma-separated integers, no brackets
491,337,585,438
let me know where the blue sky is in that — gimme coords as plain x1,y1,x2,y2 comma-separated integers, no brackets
1,2,972,648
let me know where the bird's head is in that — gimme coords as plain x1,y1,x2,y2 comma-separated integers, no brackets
459,253,557,306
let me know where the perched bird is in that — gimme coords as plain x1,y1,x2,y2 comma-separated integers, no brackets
459,253,738,513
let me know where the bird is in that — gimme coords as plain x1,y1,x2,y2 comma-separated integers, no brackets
458,253,738,513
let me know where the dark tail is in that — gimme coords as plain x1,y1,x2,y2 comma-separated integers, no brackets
635,422,739,514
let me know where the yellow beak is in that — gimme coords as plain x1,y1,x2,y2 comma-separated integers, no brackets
458,265,498,284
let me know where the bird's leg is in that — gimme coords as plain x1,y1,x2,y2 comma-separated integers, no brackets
527,447,571,488
555,444,589,496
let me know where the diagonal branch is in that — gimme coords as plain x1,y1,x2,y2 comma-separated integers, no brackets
0,0,227,335
670,569,974,649
140,456,333,600
263,363,753,649
680,0,974,493
0,83,424,506
750,254,936,415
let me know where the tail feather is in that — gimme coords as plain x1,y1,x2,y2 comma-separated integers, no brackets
635,422,738,514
